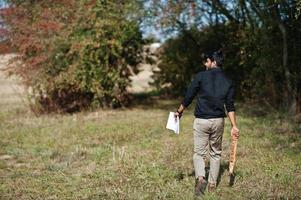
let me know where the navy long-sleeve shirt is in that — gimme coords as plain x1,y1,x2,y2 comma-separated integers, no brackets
182,67,235,119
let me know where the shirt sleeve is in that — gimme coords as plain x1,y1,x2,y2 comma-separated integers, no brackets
225,81,236,112
181,73,201,108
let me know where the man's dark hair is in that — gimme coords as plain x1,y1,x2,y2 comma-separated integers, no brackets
202,50,224,66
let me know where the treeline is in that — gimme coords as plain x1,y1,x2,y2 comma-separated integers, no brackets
149,0,301,114
1,0,300,114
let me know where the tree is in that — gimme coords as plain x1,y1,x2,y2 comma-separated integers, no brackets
148,0,301,114
1,0,145,112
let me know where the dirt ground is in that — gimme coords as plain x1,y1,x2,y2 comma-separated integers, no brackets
127,63,155,93
0,54,26,111
0,54,154,110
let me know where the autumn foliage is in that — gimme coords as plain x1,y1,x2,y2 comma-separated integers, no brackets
0,0,144,113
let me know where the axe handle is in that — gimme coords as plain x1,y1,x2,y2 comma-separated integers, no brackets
229,135,238,174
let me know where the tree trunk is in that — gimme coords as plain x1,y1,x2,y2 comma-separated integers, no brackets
277,21,297,114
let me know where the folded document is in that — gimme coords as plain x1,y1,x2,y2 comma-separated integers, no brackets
166,112,180,134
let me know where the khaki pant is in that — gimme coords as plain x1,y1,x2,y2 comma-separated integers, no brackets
193,118,224,185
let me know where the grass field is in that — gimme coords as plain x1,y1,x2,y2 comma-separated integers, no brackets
0,88,300,200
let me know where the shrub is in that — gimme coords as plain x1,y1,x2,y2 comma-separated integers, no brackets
1,0,144,113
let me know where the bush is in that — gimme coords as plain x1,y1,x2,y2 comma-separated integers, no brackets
1,0,144,113
152,25,240,97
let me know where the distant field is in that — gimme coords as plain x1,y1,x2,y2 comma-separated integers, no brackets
0,55,300,199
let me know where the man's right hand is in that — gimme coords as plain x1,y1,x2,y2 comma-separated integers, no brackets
174,111,182,119
231,126,240,139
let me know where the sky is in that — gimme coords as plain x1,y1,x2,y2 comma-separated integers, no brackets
0,0,7,8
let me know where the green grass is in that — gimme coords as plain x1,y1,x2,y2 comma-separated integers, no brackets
0,98,300,200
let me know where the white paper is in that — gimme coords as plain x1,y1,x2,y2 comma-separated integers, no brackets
166,112,180,134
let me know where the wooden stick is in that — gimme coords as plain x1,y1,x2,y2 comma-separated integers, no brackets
229,135,238,174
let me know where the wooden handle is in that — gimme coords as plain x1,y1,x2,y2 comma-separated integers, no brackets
229,135,238,174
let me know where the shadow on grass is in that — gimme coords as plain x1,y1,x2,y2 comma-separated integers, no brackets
229,172,236,187
217,161,229,187
216,161,238,187
129,91,181,111
173,161,229,186
130,92,277,118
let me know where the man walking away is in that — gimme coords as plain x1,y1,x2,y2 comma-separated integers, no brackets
174,50,240,197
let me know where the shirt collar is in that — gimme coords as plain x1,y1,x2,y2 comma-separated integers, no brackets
207,67,221,71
